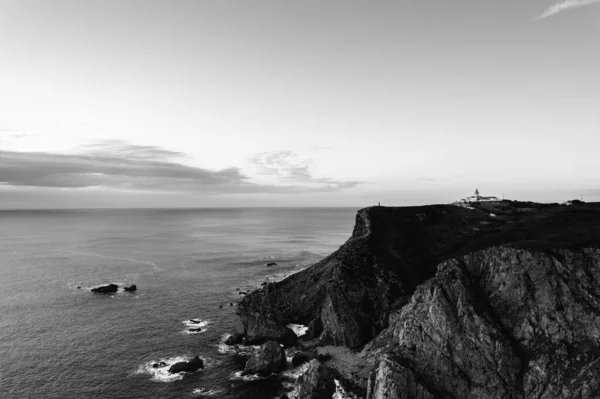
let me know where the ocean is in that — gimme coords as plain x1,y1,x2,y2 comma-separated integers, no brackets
0,208,358,399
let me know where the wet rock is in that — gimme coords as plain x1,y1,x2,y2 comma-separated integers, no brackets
152,361,167,368
168,356,204,373
266,262,277,266
297,360,335,399
225,331,244,345
91,284,118,294
124,284,137,292
242,341,286,376
189,328,202,332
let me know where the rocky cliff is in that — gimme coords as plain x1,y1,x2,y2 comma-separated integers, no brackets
236,200,600,398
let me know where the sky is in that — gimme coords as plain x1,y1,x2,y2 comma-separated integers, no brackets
0,0,599,208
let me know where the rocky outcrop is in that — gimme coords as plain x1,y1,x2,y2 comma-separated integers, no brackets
242,341,286,376
168,356,204,373
366,355,434,399
235,201,600,397
124,284,137,292
297,360,335,399
367,246,600,398
91,284,118,293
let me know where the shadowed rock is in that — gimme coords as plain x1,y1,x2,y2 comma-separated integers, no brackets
91,284,118,294
297,360,335,399
242,341,286,376
168,356,204,374
234,201,600,397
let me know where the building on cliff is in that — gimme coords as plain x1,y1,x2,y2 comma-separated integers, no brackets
455,189,501,205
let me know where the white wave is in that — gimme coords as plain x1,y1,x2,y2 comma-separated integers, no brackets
229,370,270,381
192,387,224,397
282,361,310,381
287,323,308,337
217,333,259,355
135,355,190,383
183,319,209,328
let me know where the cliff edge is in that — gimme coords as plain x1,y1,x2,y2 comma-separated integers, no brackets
235,200,600,398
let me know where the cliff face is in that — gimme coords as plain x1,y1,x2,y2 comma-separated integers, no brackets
367,246,600,398
235,201,600,397
237,204,498,347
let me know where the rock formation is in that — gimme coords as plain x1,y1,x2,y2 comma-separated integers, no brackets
296,360,335,399
168,356,204,374
242,341,286,376
235,201,600,397
91,284,118,294
124,284,137,292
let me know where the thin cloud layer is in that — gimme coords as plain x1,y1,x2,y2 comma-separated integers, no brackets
251,150,362,191
535,0,600,20
0,142,361,194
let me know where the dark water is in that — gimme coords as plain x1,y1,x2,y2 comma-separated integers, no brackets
0,208,357,399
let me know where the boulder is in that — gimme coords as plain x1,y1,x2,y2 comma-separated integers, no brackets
91,284,118,294
297,360,335,399
225,331,244,345
124,284,137,292
242,341,286,376
168,356,204,374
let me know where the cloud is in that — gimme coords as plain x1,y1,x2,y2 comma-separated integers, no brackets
535,0,600,20
250,150,362,191
0,142,361,194
1,142,248,192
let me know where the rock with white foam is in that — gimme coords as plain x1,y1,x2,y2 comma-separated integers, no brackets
242,341,286,376
168,356,204,374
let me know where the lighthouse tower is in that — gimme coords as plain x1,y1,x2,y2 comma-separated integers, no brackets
475,188,480,197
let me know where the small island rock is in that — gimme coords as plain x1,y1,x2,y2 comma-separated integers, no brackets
91,284,118,294
168,356,204,374
124,284,137,292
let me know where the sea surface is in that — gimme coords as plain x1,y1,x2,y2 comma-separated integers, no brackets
0,208,358,399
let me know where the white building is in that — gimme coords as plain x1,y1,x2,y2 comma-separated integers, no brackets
455,189,501,204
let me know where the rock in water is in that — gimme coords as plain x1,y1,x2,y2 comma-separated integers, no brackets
91,284,118,294
225,331,244,345
242,341,286,376
124,284,137,292
297,360,335,399
266,262,277,266
168,356,204,374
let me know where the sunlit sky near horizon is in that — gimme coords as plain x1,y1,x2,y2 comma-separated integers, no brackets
1,0,599,208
